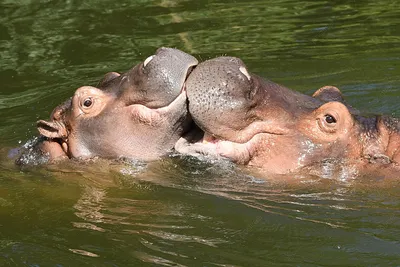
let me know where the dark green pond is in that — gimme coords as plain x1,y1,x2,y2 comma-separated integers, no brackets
1,0,400,266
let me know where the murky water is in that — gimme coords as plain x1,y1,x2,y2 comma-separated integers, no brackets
1,0,400,266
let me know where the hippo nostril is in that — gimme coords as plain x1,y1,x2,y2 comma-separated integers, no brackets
143,55,154,68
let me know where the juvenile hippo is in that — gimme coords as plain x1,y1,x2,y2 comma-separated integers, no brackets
20,47,198,163
176,57,400,174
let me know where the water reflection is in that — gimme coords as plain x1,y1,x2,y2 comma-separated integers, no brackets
1,0,400,265
2,148,400,265
73,186,107,231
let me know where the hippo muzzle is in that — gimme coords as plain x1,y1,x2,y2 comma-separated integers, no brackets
103,47,198,108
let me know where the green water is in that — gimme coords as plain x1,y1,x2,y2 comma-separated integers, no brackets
1,0,400,266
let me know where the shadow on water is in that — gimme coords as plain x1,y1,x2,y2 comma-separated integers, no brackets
1,0,400,266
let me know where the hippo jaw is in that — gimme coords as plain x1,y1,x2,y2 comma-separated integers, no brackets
175,124,318,173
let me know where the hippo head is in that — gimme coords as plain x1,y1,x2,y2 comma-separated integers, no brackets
177,56,400,174
37,47,198,161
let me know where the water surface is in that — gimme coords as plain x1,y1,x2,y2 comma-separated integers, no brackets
1,0,400,266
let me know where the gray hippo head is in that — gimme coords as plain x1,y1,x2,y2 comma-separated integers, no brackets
36,47,198,161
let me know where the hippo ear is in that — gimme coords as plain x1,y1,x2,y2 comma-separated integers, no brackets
97,72,120,88
313,101,353,138
313,86,360,115
37,120,68,139
312,86,344,103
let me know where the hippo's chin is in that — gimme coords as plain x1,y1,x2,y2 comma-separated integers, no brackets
196,133,254,164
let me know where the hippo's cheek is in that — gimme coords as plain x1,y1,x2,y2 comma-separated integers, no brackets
66,134,93,159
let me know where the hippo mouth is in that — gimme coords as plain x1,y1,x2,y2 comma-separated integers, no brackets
175,119,290,165
199,132,255,163
175,130,258,165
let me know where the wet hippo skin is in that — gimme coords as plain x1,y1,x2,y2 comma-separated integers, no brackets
19,47,198,163
176,56,400,175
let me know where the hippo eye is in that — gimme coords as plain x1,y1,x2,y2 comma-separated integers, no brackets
83,98,93,108
325,114,337,124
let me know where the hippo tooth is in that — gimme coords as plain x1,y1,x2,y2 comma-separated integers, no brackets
239,66,251,81
143,55,154,68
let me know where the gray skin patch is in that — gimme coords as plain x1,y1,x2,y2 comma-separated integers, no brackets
114,47,199,109
185,57,256,140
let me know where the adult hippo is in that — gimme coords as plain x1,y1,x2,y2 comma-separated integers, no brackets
176,56,400,175
18,47,198,164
